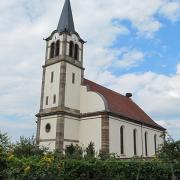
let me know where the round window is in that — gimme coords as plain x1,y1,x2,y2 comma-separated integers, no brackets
45,123,51,133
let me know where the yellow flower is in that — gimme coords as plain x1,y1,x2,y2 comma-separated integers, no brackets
41,156,53,165
7,155,14,161
24,166,31,174
58,162,64,171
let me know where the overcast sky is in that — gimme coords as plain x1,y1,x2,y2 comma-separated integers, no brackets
0,0,180,141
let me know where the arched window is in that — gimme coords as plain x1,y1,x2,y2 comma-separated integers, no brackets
55,40,60,57
145,132,148,156
50,42,55,59
154,134,157,153
69,41,74,57
120,126,124,155
133,129,137,156
74,44,79,60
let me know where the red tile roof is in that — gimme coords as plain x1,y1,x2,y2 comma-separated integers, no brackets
84,79,165,131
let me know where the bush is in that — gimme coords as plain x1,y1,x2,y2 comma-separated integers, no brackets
157,133,180,162
4,158,180,180
65,144,83,159
0,131,10,152
85,142,95,159
13,136,47,158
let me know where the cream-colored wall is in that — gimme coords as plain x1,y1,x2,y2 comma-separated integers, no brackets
43,62,61,109
47,33,63,59
142,126,163,157
80,86,105,113
79,116,102,153
39,116,57,140
64,116,80,141
109,116,164,158
40,141,56,152
65,63,81,110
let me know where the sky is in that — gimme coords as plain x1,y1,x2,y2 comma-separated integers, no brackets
0,0,180,141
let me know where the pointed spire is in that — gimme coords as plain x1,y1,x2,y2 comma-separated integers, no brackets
57,0,75,33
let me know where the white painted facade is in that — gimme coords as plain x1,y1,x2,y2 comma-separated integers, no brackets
80,86,105,113
79,116,102,153
65,63,81,110
43,63,61,109
109,116,163,158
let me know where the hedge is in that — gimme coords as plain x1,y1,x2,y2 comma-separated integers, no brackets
0,154,180,180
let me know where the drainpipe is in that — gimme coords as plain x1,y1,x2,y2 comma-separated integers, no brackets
141,123,144,157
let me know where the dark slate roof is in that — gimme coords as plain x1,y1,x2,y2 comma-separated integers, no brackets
57,0,75,33
84,79,165,131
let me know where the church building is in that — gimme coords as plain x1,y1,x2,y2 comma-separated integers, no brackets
36,0,165,158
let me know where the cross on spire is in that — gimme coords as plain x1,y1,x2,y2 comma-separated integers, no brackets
57,0,75,33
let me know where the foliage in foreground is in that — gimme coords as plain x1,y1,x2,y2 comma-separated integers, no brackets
1,155,180,180
0,131,180,179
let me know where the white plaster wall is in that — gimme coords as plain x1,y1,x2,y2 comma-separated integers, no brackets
109,116,164,158
79,117,101,153
65,63,81,110
40,141,56,152
142,126,163,157
43,62,61,109
80,86,105,113
40,116,57,140
64,116,80,141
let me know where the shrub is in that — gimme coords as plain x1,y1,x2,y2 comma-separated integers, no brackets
85,142,95,159
65,144,83,159
13,136,47,158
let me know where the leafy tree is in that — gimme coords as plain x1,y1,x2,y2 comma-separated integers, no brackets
65,144,83,159
98,150,110,160
85,142,95,158
157,133,180,162
0,131,10,152
13,136,47,158
0,131,9,179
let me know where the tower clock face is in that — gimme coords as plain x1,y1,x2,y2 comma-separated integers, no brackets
45,123,51,133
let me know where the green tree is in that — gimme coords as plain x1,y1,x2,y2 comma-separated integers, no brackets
0,131,9,179
13,136,47,158
85,142,95,158
0,131,10,152
65,144,83,159
157,133,180,162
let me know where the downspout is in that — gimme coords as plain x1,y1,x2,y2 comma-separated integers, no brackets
141,123,144,157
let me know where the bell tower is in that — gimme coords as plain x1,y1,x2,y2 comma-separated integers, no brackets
36,0,85,151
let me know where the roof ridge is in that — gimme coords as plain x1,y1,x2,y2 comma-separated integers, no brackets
84,78,127,98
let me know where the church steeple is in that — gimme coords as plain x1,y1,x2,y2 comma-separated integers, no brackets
57,0,75,33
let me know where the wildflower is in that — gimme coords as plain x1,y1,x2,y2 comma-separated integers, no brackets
7,155,14,161
24,166,31,174
58,162,64,171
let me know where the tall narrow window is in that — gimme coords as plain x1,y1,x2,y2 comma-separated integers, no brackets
45,96,49,105
53,95,56,104
154,134,157,153
50,42,55,58
72,73,75,84
51,72,54,83
120,126,124,154
133,129,137,156
145,132,148,156
69,41,74,57
74,44,79,60
55,40,60,57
